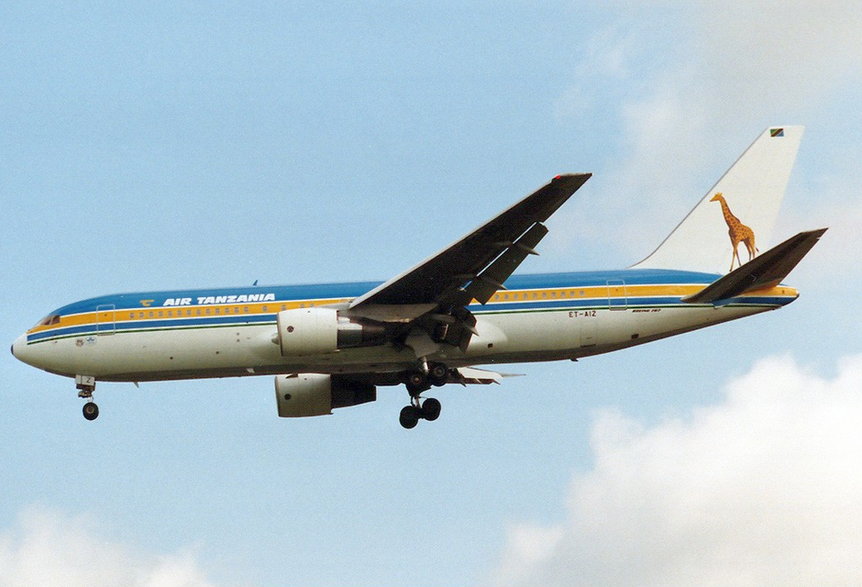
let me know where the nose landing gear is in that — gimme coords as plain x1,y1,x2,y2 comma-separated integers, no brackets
76,375,99,421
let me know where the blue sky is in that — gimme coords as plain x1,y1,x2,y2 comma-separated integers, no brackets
2,2,861,586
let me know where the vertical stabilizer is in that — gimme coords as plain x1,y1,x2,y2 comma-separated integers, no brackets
633,126,804,275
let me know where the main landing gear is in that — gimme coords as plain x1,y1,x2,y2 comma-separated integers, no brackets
399,362,447,429
76,375,99,421
399,397,441,429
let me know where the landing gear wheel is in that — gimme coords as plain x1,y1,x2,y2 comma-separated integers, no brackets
399,405,420,429
405,371,430,395
428,363,448,387
421,397,441,422
82,402,99,421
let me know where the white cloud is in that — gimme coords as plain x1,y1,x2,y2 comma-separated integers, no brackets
617,0,862,180
491,524,565,587
0,508,229,587
487,354,862,587
554,2,862,263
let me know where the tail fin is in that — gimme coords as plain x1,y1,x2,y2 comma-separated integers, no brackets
633,126,804,275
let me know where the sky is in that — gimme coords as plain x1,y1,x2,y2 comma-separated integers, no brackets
1,2,861,586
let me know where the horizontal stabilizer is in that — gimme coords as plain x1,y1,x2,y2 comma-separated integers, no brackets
683,228,827,304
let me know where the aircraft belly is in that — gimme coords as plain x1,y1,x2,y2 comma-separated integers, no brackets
461,304,772,364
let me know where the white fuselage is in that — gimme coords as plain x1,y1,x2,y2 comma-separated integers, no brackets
11,269,798,385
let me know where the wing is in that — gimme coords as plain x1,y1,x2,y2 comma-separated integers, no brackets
344,173,591,353
349,173,591,309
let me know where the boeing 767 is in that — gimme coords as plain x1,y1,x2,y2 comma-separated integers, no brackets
11,126,826,428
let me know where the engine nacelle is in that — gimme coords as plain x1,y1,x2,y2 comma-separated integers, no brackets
274,373,376,417
276,308,385,357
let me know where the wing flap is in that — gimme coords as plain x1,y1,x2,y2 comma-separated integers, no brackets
452,367,505,385
454,221,549,305
683,228,827,304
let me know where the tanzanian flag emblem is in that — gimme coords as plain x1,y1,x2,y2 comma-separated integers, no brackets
770,128,785,137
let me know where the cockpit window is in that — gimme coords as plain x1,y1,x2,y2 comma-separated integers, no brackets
35,314,61,327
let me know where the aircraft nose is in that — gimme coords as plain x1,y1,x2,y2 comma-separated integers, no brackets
11,334,30,364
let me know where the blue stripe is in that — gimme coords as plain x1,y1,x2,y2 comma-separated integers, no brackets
48,269,722,315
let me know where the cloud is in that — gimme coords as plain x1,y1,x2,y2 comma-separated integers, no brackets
0,508,229,587
487,354,862,587
617,0,862,184
779,182,862,290
552,2,862,263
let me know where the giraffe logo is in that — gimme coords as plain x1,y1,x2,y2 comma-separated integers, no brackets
710,192,758,272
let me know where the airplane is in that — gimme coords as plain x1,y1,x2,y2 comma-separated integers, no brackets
11,126,826,429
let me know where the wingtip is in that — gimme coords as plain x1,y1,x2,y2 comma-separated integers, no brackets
552,172,592,181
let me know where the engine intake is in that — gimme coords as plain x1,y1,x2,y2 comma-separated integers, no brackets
276,308,385,356
274,373,376,417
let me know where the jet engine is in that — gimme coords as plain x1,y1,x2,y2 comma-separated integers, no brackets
276,308,385,356
274,373,376,417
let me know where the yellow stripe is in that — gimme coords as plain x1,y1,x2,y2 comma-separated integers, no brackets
29,284,799,336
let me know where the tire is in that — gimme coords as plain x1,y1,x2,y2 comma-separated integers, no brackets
421,398,441,422
405,371,429,395
399,405,420,429
429,364,448,387
406,371,427,388
82,402,99,421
